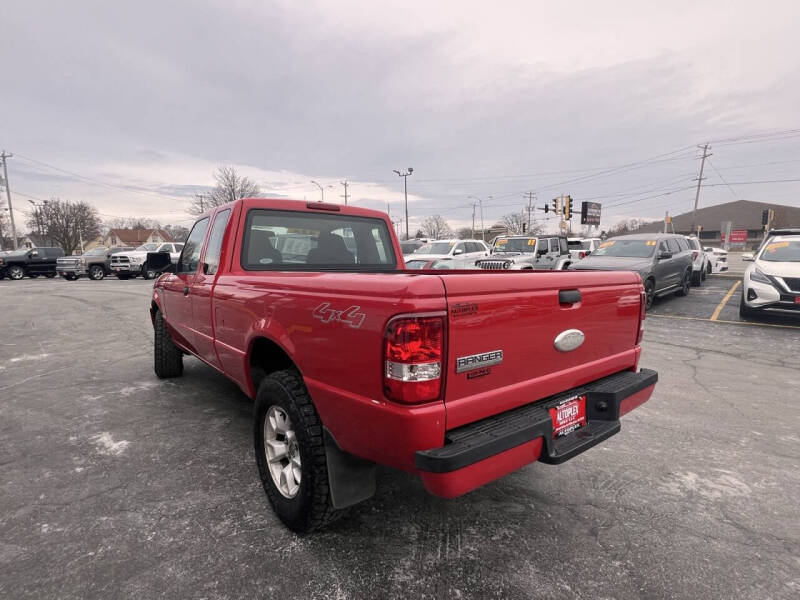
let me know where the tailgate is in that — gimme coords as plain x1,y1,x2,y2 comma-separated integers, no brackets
439,270,643,429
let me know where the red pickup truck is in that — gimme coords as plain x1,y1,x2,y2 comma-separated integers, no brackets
151,198,657,532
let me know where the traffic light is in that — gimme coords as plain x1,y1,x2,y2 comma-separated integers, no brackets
761,209,769,225
522,222,527,233
551,198,559,214
563,195,574,220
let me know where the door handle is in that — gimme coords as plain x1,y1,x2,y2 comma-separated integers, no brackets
183,286,190,296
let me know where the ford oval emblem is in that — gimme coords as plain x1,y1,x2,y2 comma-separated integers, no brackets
554,329,585,352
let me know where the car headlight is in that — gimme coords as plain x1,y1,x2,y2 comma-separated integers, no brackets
750,269,771,284
129,256,144,264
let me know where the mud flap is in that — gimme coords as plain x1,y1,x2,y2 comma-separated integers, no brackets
323,428,376,509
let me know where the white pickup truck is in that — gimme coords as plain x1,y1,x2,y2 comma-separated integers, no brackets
110,242,184,280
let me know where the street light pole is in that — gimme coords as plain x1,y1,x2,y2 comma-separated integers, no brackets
393,168,414,240
467,195,487,241
1,151,18,250
310,180,327,202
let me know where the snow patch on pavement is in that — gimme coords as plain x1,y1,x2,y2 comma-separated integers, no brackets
91,432,130,456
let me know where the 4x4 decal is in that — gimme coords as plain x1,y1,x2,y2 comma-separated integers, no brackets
312,303,366,329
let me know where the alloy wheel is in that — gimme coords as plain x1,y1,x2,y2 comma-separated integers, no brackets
263,405,302,499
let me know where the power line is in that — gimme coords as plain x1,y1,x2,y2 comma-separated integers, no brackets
13,152,187,200
707,158,738,199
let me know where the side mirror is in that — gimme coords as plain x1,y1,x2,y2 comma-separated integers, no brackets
585,250,592,256
742,253,754,262
657,251,672,260
453,248,464,256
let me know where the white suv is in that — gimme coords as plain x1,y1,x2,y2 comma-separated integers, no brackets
740,235,800,319
410,239,490,268
684,236,710,286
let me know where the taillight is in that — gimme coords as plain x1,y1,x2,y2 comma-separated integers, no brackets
384,316,444,403
579,251,586,259
691,250,699,261
637,290,646,344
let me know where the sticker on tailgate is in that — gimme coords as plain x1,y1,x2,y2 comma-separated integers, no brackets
549,394,587,438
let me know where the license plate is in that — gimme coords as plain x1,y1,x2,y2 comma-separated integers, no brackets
549,394,587,438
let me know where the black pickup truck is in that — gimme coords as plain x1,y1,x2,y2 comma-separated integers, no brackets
0,247,65,280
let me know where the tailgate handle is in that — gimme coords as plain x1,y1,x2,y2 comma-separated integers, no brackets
559,289,581,304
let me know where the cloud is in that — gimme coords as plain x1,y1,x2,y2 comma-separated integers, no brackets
2,0,799,231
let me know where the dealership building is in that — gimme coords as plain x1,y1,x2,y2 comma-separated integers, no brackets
634,200,800,249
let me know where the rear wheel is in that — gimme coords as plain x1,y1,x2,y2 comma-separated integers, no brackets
8,266,25,280
254,369,346,532
153,310,183,378
675,270,691,296
88,265,105,280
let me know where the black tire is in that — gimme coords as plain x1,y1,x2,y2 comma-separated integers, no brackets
706,262,712,275
142,266,158,280
44,273,56,279
154,310,183,378
254,369,345,533
675,270,691,296
739,293,758,320
644,278,655,311
116,274,130,280
691,269,702,286
64,273,78,281
8,266,25,280
88,265,105,280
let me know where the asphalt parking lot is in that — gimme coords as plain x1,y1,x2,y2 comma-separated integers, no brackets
1,276,799,599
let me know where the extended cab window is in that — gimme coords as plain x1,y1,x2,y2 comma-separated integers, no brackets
242,209,396,270
203,209,232,275
179,218,209,273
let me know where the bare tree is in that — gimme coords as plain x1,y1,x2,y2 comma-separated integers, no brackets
163,224,190,242
455,227,473,240
499,212,526,235
605,218,654,238
190,166,261,214
420,215,453,240
27,199,101,255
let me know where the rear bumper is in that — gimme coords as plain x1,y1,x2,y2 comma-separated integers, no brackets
416,368,657,497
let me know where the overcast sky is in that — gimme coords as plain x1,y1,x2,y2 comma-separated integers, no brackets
3,0,800,233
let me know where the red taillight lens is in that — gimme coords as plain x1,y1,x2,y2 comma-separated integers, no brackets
384,316,444,404
579,251,586,259
692,250,699,261
637,290,647,344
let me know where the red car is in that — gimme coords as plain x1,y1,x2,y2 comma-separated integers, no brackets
151,198,657,531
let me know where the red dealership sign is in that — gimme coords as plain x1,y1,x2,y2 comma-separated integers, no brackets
721,229,748,244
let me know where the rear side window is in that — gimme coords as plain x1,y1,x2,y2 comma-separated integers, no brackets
241,209,397,271
203,209,232,275
559,238,568,253
549,239,560,253
179,218,210,273
667,239,681,253
677,238,690,251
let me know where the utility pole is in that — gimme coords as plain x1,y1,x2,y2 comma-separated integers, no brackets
1,151,18,250
691,143,712,234
194,193,212,213
340,180,349,205
664,211,669,234
471,202,477,238
524,191,536,233
393,168,413,240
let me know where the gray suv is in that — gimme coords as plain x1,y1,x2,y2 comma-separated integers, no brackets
570,233,694,310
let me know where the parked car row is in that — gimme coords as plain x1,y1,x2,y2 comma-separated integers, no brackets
0,243,184,281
